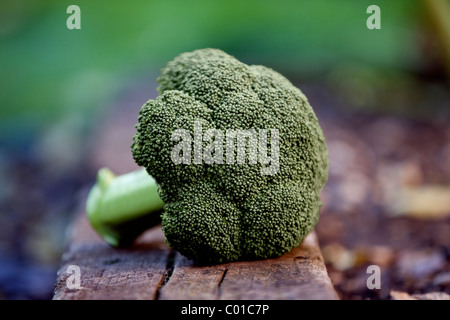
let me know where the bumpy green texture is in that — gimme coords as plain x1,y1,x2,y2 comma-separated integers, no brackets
132,48,328,264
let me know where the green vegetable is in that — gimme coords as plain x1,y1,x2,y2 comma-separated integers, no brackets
86,168,164,247
87,48,329,264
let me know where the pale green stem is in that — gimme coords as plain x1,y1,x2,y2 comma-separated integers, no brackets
86,168,164,247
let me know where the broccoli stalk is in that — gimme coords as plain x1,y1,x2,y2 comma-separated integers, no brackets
86,168,164,247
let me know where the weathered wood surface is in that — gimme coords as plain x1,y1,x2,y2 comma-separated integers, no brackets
53,211,339,300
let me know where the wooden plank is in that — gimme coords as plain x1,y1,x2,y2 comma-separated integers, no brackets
53,213,170,300
53,211,339,300
159,232,338,300
158,253,227,300
218,232,338,300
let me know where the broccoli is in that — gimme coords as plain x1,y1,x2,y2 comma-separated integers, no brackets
87,48,329,264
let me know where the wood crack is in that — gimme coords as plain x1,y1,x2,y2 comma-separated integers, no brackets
154,249,175,300
217,267,228,298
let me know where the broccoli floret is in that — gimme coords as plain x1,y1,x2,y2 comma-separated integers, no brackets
129,48,329,264
86,48,328,263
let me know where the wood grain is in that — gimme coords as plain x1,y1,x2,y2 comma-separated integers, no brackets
53,211,339,300
53,213,169,300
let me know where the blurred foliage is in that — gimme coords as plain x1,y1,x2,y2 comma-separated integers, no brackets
0,0,423,151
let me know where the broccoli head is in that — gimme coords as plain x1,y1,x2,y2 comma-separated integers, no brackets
130,48,329,264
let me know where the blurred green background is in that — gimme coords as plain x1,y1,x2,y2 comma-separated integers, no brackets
0,0,448,299
0,0,428,150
